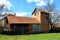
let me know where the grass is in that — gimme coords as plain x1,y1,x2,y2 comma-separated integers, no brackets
0,33,60,40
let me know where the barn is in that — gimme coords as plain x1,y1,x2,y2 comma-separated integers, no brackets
1,8,50,34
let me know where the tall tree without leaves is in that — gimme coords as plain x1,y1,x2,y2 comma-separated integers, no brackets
0,4,9,17
0,4,16,17
44,2,58,30
0,4,4,16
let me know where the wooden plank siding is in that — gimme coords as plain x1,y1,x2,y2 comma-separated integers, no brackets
3,24,11,31
28,24,32,33
41,12,49,32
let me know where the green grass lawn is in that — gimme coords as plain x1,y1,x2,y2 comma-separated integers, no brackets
0,33,60,40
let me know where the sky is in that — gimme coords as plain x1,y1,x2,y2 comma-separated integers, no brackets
0,0,60,17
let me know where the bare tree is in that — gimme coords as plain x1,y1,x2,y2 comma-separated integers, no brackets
44,2,59,30
0,4,11,17
0,4,8,17
0,4,4,11
53,14,60,24
0,4,16,18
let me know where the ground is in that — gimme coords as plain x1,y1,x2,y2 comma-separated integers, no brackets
0,33,60,40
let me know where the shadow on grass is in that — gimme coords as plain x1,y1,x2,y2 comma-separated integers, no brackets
1,30,60,35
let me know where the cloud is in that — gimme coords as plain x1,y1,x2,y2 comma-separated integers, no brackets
0,0,11,9
27,0,33,3
1,12,31,17
50,0,53,4
27,0,41,3
2,12,13,15
15,12,31,17
27,0,53,6
36,1,46,6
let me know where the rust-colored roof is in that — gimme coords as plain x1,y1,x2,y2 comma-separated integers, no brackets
7,16,39,24
32,8,49,15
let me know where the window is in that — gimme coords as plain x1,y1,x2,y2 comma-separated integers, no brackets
14,26,16,29
32,24,41,33
42,13,49,19
46,16,49,19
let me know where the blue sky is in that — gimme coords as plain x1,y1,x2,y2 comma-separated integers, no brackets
0,0,60,17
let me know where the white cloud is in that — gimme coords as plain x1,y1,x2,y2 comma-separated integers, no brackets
15,12,31,17
2,12,14,15
27,0,33,3
36,1,47,6
27,0,41,3
27,0,54,6
1,12,31,17
0,0,11,9
50,0,53,4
